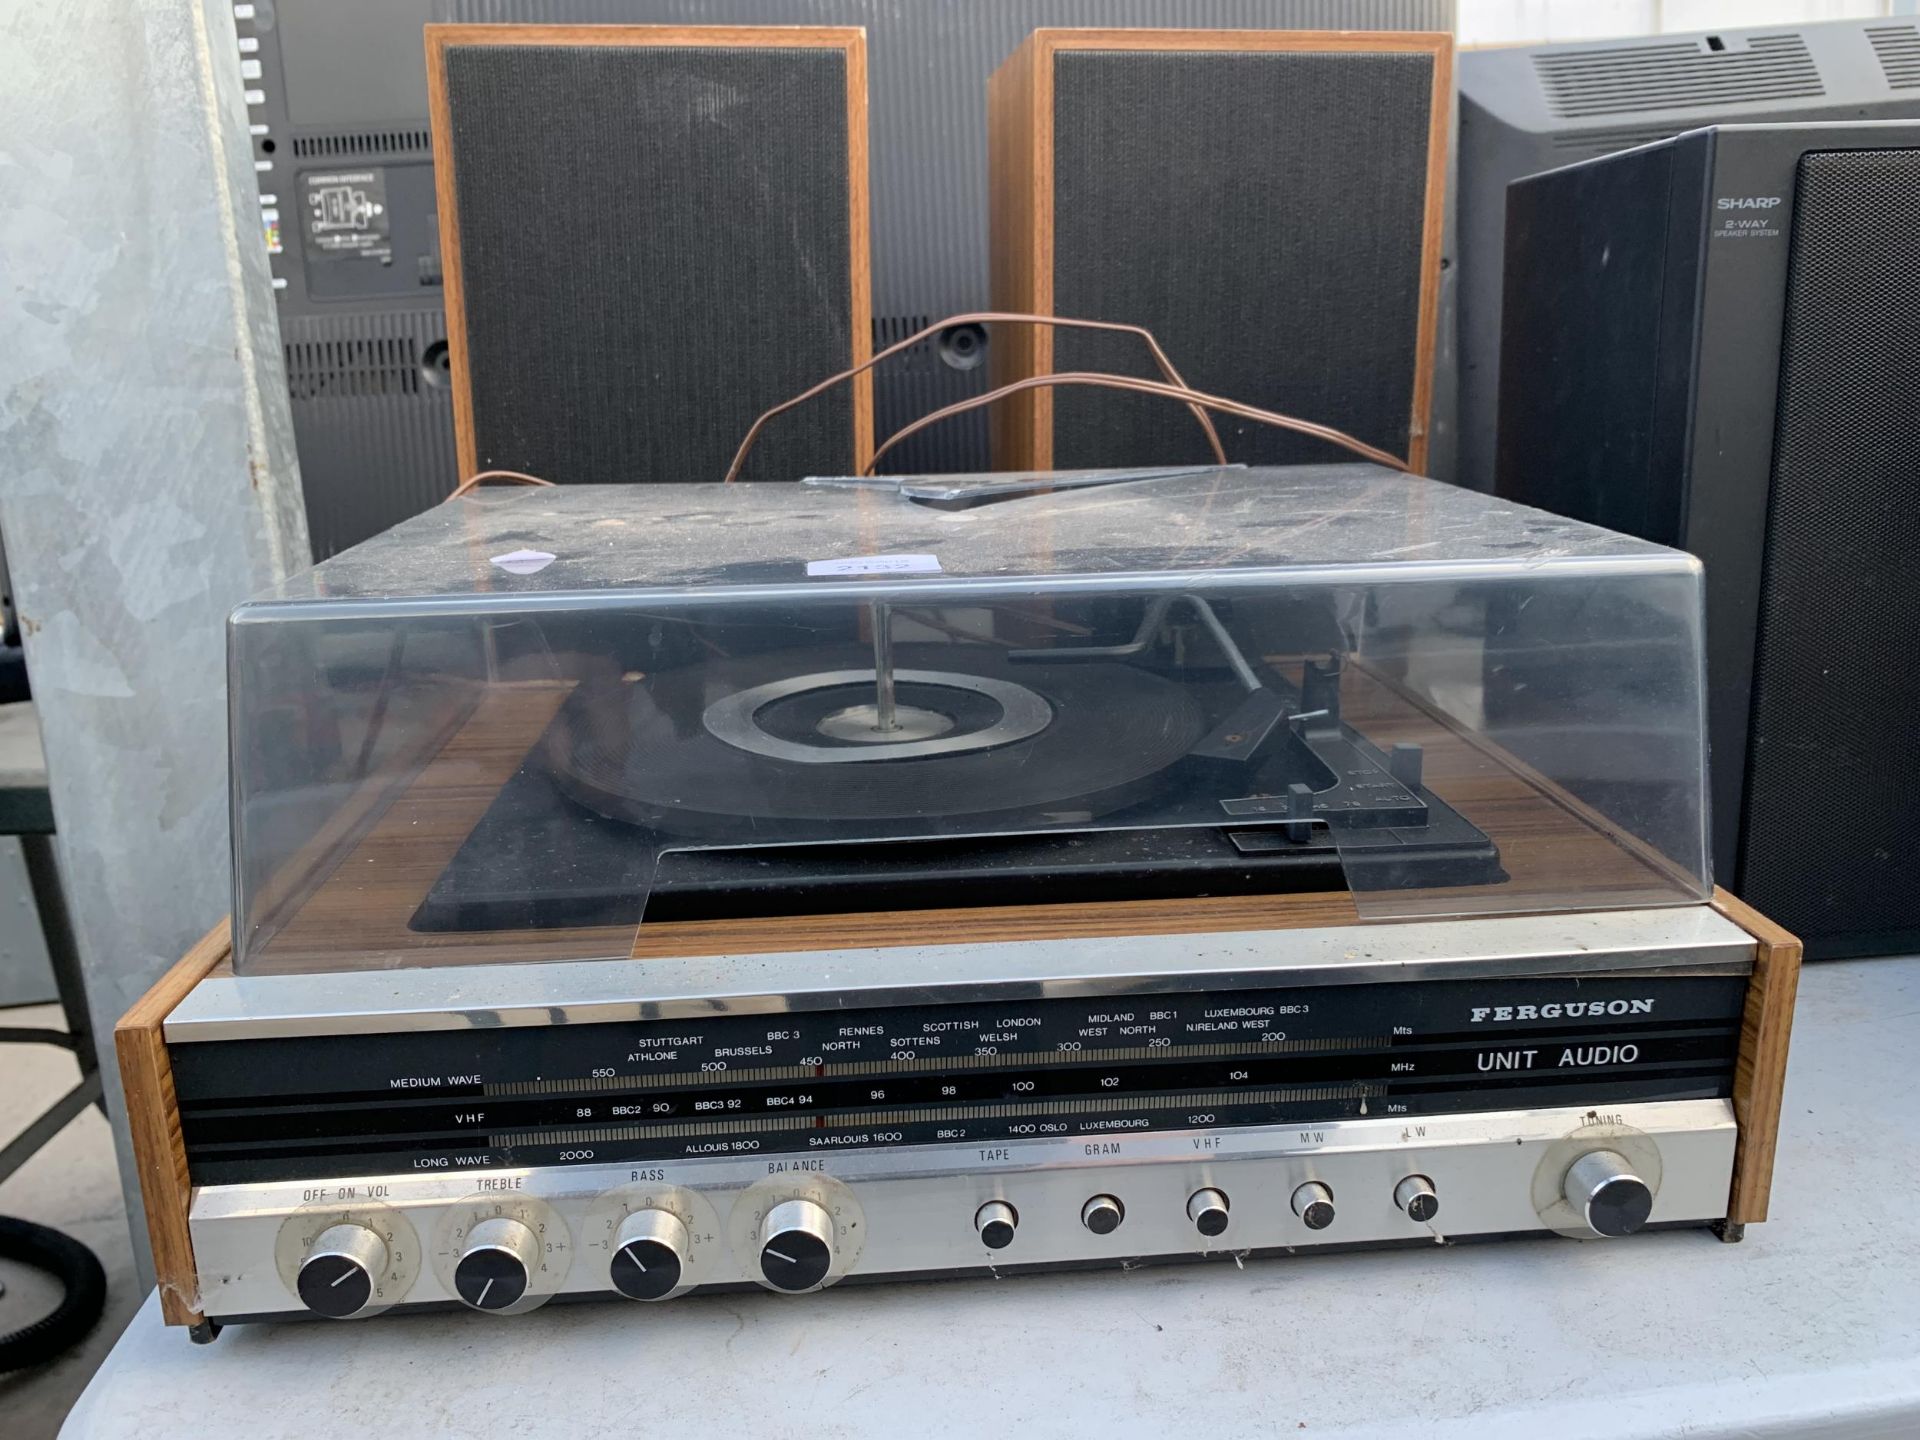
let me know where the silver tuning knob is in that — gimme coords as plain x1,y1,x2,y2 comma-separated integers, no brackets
1564,1150,1654,1237
758,1198,835,1293
609,1209,691,1301
296,1223,389,1319
453,1216,541,1312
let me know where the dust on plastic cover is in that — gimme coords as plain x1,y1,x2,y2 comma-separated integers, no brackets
228,466,1712,974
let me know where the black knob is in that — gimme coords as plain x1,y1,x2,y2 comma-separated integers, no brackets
298,1254,374,1318
295,1223,386,1320
608,1209,690,1302
759,1199,835,1293
611,1239,683,1301
453,1217,537,1311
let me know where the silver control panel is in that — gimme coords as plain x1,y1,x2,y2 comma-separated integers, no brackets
191,1099,1737,1321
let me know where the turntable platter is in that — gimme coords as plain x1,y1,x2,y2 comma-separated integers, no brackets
546,644,1208,834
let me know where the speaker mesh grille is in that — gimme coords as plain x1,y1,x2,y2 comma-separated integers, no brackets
1049,49,1432,468
1740,148,1920,948
443,43,854,484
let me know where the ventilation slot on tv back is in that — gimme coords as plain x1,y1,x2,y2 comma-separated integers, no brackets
291,130,433,159
1533,34,1823,119
1869,25,1920,89
285,337,423,401
1549,124,1678,156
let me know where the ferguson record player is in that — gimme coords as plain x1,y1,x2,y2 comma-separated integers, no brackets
118,466,1799,1338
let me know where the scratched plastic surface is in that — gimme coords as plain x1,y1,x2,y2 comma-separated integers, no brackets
227,467,1711,972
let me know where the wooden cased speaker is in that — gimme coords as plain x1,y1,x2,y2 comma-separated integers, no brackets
988,29,1450,472
427,24,872,485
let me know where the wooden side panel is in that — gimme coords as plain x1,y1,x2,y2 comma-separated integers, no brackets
987,33,1050,469
842,31,875,471
1408,35,1453,473
115,921,233,1327
424,26,476,483
426,23,872,484
1715,887,1803,1225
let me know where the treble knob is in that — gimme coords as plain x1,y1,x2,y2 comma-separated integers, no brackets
453,1216,540,1312
609,1209,691,1301
296,1223,388,1319
758,1198,836,1293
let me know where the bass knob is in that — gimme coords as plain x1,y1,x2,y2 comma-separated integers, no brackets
609,1209,691,1301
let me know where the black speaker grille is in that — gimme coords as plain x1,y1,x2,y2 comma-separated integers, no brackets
1049,49,1432,468
443,43,855,484
1740,148,1920,949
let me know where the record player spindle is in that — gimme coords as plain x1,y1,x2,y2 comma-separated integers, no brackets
871,600,897,733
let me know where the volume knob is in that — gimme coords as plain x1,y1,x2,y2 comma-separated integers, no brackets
758,1199,835,1293
609,1209,690,1301
453,1216,540,1312
296,1223,388,1319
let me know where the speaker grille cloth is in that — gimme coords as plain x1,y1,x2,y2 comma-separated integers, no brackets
1740,148,1920,945
1049,49,1432,468
444,44,854,483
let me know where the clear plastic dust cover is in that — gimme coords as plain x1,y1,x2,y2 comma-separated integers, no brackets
228,466,1712,974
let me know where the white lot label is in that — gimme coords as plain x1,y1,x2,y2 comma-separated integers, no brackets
490,549,558,576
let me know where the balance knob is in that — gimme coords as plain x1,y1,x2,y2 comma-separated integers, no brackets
1564,1150,1654,1238
453,1216,540,1312
974,1200,1018,1251
609,1209,690,1301
296,1223,388,1319
1186,1188,1231,1238
1291,1181,1336,1231
758,1199,835,1293
1394,1174,1440,1223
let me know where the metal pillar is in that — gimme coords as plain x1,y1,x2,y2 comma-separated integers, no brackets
0,0,308,1281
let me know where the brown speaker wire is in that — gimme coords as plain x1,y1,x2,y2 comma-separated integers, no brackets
865,372,1413,477
723,312,1228,484
445,469,557,501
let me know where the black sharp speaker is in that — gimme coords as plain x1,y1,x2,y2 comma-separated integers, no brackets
988,29,1450,474
1494,121,1920,958
426,24,872,486
1454,17,1920,495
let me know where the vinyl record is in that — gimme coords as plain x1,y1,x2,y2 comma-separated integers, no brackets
546,643,1207,836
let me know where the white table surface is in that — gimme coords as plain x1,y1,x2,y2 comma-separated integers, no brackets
63,955,1920,1440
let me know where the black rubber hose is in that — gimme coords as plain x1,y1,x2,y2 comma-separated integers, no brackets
0,1215,107,1372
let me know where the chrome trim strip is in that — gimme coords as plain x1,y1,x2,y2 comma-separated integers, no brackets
168,906,1753,1041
